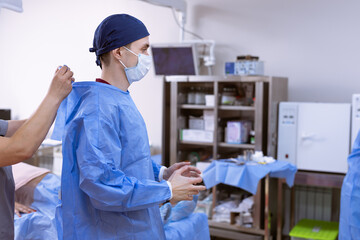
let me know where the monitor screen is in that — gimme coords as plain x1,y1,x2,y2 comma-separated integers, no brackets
151,45,198,76
0,109,10,120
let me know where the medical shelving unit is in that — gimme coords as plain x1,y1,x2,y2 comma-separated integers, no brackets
162,75,288,240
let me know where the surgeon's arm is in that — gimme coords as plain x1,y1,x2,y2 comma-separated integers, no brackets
0,66,74,167
151,160,165,181
76,114,201,212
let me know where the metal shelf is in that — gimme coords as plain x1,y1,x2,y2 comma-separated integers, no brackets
219,105,255,111
180,104,214,110
163,76,289,240
208,220,265,236
218,142,255,149
179,140,214,146
165,75,271,83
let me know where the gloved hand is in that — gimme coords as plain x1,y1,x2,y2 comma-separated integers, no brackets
168,166,206,202
163,162,201,180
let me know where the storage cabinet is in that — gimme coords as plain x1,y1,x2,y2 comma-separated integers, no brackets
161,75,288,239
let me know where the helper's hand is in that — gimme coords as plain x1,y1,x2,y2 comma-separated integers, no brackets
168,166,206,203
163,162,202,180
47,65,75,102
14,202,36,217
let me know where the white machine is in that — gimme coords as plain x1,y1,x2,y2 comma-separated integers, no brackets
352,94,360,149
277,102,351,173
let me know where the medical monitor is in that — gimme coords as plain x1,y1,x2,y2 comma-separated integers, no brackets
0,109,10,120
151,43,199,76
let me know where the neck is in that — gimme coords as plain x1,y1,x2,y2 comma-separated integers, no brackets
101,63,130,91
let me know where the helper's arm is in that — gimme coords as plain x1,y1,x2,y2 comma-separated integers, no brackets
0,66,73,167
5,120,26,137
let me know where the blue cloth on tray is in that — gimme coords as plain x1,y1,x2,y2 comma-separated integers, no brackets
202,160,297,194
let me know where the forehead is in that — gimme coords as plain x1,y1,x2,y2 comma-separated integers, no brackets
131,36,150,48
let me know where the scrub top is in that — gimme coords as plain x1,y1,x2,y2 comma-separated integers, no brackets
0,166,15,239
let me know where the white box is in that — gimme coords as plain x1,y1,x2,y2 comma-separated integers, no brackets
226,121,252,144
205,95,215,106
204,110,215,131
235,61,264,76
181,129,214,143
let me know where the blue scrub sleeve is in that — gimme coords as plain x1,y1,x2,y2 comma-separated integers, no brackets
0,120,8,136
152,160,162,182
76,116,172,212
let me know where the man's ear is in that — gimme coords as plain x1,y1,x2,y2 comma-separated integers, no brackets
111,47,123,61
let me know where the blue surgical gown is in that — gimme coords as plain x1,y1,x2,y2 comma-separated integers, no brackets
52,82,171,240
339,130,360,239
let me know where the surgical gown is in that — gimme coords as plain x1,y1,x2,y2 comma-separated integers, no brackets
339,130,360,239
52,82,171,240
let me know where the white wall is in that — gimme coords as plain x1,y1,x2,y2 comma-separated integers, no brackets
186,0,360,102
1,0,360,149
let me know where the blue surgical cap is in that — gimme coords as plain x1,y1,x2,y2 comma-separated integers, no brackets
89,14,150,66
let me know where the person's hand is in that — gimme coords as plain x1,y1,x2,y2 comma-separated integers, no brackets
47,65,75,102
163,162,202,180
14,202,36,217
168,166,206,203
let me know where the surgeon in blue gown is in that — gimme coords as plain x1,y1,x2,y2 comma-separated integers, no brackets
52,14,207,240
339,131,360,239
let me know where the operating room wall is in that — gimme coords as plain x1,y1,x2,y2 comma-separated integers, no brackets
0,0,179,150
185,0,360,102
0,0,359,151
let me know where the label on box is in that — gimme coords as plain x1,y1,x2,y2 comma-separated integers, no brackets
226,121,252,144
181,129,214,143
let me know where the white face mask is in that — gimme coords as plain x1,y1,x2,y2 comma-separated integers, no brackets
119,46,152,85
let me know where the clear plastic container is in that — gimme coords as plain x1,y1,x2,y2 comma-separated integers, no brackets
221,87,237,105
195,87,206,105
187,87,196,104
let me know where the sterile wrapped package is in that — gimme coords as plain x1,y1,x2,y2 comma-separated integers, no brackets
233,196,254,213
212,200,238,223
